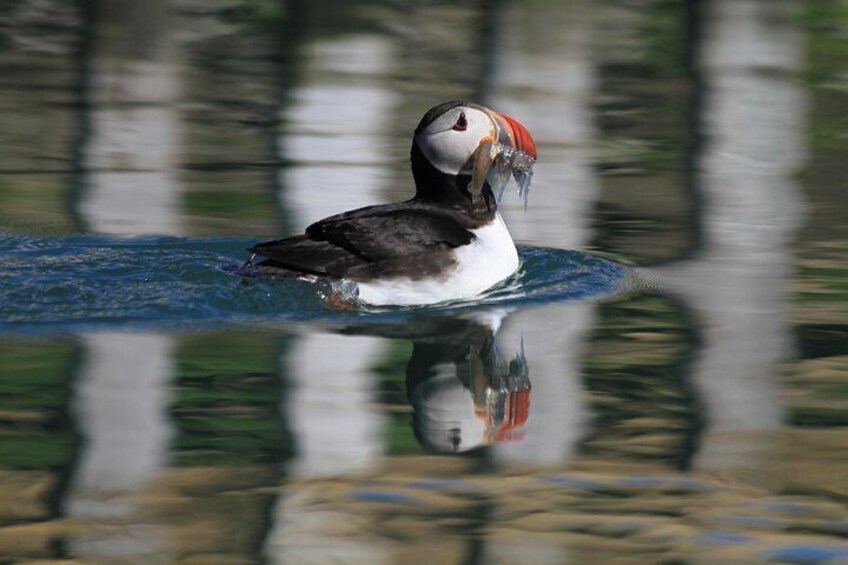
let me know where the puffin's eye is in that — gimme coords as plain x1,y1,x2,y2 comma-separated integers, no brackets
452,112,468,131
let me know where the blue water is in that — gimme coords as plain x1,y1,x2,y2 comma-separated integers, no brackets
0,233,631,333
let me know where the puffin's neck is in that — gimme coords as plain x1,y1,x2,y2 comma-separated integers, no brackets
410,143,497,223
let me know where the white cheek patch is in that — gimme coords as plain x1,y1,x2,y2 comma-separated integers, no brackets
415,109,494,176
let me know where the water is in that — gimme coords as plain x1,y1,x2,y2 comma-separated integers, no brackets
1,0,847,563
0,234,629,331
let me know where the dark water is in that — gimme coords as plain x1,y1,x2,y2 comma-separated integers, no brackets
0,235,629,330
1,0,847,563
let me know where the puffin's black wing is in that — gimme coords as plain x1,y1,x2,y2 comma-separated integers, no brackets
248,206,475,279
248,234,369,276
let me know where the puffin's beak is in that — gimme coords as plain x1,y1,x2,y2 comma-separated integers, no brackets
492,111,537,160
467,108,538,198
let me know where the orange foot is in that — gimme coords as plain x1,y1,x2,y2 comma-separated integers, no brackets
323,287,357,310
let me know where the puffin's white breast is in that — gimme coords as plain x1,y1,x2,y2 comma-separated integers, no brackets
355,213,519,306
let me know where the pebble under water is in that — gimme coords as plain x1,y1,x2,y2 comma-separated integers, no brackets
0,233,632,333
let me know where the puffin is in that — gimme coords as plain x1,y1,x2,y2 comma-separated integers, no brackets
248,100,537,306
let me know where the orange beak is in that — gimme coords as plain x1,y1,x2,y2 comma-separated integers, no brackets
494,111,537,160
467,107,538,197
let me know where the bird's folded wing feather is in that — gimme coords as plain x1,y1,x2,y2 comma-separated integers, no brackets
249,208,475,277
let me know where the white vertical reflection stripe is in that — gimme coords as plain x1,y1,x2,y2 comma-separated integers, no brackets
267,33,395,565
487,2,598,471
655,0,805,471
69,2,180,559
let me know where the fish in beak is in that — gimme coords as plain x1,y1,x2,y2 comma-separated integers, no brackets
468,108,538,208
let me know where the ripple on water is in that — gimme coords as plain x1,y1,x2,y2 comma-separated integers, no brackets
0,234,634,333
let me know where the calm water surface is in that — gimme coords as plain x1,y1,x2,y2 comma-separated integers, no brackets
1,1,846,563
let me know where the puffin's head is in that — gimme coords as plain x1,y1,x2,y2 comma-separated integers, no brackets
411,101,537,206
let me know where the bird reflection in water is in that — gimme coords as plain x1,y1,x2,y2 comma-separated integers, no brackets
343,312,531,454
